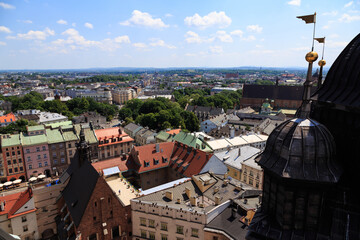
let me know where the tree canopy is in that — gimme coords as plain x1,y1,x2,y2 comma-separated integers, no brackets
119,97,199,132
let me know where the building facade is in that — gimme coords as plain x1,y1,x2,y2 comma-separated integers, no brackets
1,134,26,181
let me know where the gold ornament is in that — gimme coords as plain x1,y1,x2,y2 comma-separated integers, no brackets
318,59,326,67
305,51,318,63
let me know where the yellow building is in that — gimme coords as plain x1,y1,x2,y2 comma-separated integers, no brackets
112,88,136,105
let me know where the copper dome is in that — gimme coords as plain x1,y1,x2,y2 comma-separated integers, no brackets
257,117,342,183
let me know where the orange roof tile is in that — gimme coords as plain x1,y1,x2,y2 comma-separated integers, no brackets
131,142,175,173
166,129,181,135
0,113,16,124
92,156,135,174
94,127,134,146
0,188,33,219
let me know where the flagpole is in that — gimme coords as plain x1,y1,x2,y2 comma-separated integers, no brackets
312,12,316,51
322,37,325,59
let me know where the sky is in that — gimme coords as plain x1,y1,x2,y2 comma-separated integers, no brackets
0,0,359,70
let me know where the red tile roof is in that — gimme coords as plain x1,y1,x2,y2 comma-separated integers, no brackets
0,188,34,219
92,156,136,174
170,143,213,177
131,142,175,173
166,129,181,135
94,127,134,146
0,113,16,125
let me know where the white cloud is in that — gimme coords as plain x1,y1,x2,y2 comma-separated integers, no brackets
339,13,360,22
215,31,233,42
344,1,353,8
84,22,93,29
150,39,176,49
13,28,55,40
57,19,68,25
230,30,243,37
287,0,301,6
185,31,204,43
184,11,231,29
165,13,173,18
132,42,147,48
242,35,256,41
322,11,338,16
0,26,11,34
120,10,169,29
49,28,131,52
114,35,130,43
247,25,263,33
0,41,6,46
209,46,223,54
0,2,15,9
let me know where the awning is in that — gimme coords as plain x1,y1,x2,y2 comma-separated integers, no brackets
103,166,120,177
4,181,12,186
38,174,46,179
29,177,37,182
13,179,22,184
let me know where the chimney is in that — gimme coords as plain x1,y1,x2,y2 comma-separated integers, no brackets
185,187,191,199
155,143,159,153
190,196,197,206
238,147,241,157
230,126,235,138
215,196,221,205
213,186,219,194
165,191,173,201
231,208,236,218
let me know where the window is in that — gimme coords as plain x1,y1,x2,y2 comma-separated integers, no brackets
53,152,57,157
141,230,147,238
20,166,23,171
22,216,27,222
176,225,184,235
61,158,65,163
153,159,159,165
160,222,167,231
29,165,32,170
42,146,46,151
149,232,155,240
162,157,168,163
161,234,168,240
59,143,64,148
148,219,155,228
69,150,73,156
27,157,31,162
68,143,72,148
44,161,48,166
14,167,18,172
54,160,58,165
17,151,20,155
23,225,28,232
7,160,11,165
112,226,120,239
140,218,146,226
36,147,40,152
61,151,65,156
191,228,199,238
8,169,12,173
44,154,47,159
6,152,9,157
38,162,42,168
12,151,15,156
37,155,41,160
51,145,56,150
18,158,22,163
144,161,150,167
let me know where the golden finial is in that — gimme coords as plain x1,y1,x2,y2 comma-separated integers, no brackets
318,59,326,67
305,51,318,63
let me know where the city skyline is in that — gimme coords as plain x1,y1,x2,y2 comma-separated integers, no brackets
0,0,359,70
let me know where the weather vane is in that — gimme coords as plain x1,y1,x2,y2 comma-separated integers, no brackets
296,12,318,119
314,37,326,89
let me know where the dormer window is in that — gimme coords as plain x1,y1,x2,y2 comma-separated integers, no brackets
162,157,168,163
144,161,150,167
153,159,159,165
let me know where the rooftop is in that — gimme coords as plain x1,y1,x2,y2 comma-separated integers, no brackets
105,176,138,206
21,133,47,146
1,134,21,147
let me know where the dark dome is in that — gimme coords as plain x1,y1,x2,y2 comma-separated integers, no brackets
313,33,360,107
257,117,342,183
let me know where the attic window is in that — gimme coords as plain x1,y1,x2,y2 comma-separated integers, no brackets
162,157,168,163
153,159,159,165
144,161,150,167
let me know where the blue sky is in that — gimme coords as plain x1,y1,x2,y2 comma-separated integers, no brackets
0,0,359,70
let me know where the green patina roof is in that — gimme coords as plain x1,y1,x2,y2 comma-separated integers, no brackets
27,125,45,132
172,131,213,152
45,121,73,129
46,128,65,144
74,124,98,144
156,131,172,141
1,134,21,148
21,133,47,146
62,128,79,142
